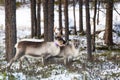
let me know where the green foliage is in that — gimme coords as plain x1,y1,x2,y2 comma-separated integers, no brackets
54,1,59,5
16,2,22,8
0,72,7,80
82,71,88,80
0,0,4,5
7,74,16,80
2,72,7,80
114,0,120,2
78,31,86,36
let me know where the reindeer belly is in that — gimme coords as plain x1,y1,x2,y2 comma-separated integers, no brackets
25,47,47,56
47,44,60,56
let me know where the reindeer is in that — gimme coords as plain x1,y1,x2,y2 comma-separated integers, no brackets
6,37,80,68
6,39,61,68
58,39,80,64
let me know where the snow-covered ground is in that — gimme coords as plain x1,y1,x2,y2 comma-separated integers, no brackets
0,3,120,80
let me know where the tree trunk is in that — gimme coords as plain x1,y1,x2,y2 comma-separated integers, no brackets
43,0,48,41
104,0,113,46
37,0,41,38
31,0,37,38
64,0,69,41
79,0,84,34
92,0,97,52
5,0,17,62
73,0,77,35
58,0,63,35
85,0,92,60
48,0,54,41
97,1,100,25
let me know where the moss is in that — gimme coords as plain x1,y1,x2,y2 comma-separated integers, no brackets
78,31,86,36
0,0,4,5
109,72,120,78
96,45,120,51
54,1,59,5
16,2,22,9
96,46,109,50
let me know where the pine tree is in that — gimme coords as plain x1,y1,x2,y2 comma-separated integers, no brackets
5,0,17,61
104,0,113,46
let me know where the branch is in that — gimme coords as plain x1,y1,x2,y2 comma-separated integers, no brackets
113,6,120,16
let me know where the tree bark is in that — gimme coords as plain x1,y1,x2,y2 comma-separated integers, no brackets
31,0,37,38
5,0,17,62
73,0,77,35
85,0,92,60
59,0,63,35
48,0,54,41
43,0,48,41
79,0,84,34
104,0,113,46
92,0,97,52
64,0,69,41
37,0,41,38
97,1,100,25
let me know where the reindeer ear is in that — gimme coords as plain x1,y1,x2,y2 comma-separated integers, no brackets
54,26,57,32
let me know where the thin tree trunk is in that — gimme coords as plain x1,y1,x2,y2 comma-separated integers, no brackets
37,0,41,38
85,0,92,60
79,0,84,34
5,0,17,62
97,1,100,25
73,0,77,35
59,0,62,35
31,0,37,38
43,0,48,41
104,0,113,46
64,0,69,41
92,0,97,52
31,0,34,37
48,0,54,41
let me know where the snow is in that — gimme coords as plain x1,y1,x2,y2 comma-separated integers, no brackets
16,5,31,29
0,6,5,30
19,38,44,42
41,73,82,80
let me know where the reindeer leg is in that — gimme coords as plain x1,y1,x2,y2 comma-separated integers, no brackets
41,57,45,65
64,57,68,65
24,57,30,64
41,53,51,65
6,56,20,69
19,56,25,69
7,51,24,69
6,58,15,68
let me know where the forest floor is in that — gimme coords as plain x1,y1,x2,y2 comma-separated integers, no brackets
0,48,120,80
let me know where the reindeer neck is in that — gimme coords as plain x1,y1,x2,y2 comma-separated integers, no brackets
71,44,79,52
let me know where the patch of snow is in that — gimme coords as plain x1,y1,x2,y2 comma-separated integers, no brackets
19,38,44,42
98,31,105,40
41,73,82,80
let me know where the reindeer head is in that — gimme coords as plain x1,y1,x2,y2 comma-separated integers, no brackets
55,36,66,46
54,27,62,38
72,39,80,49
